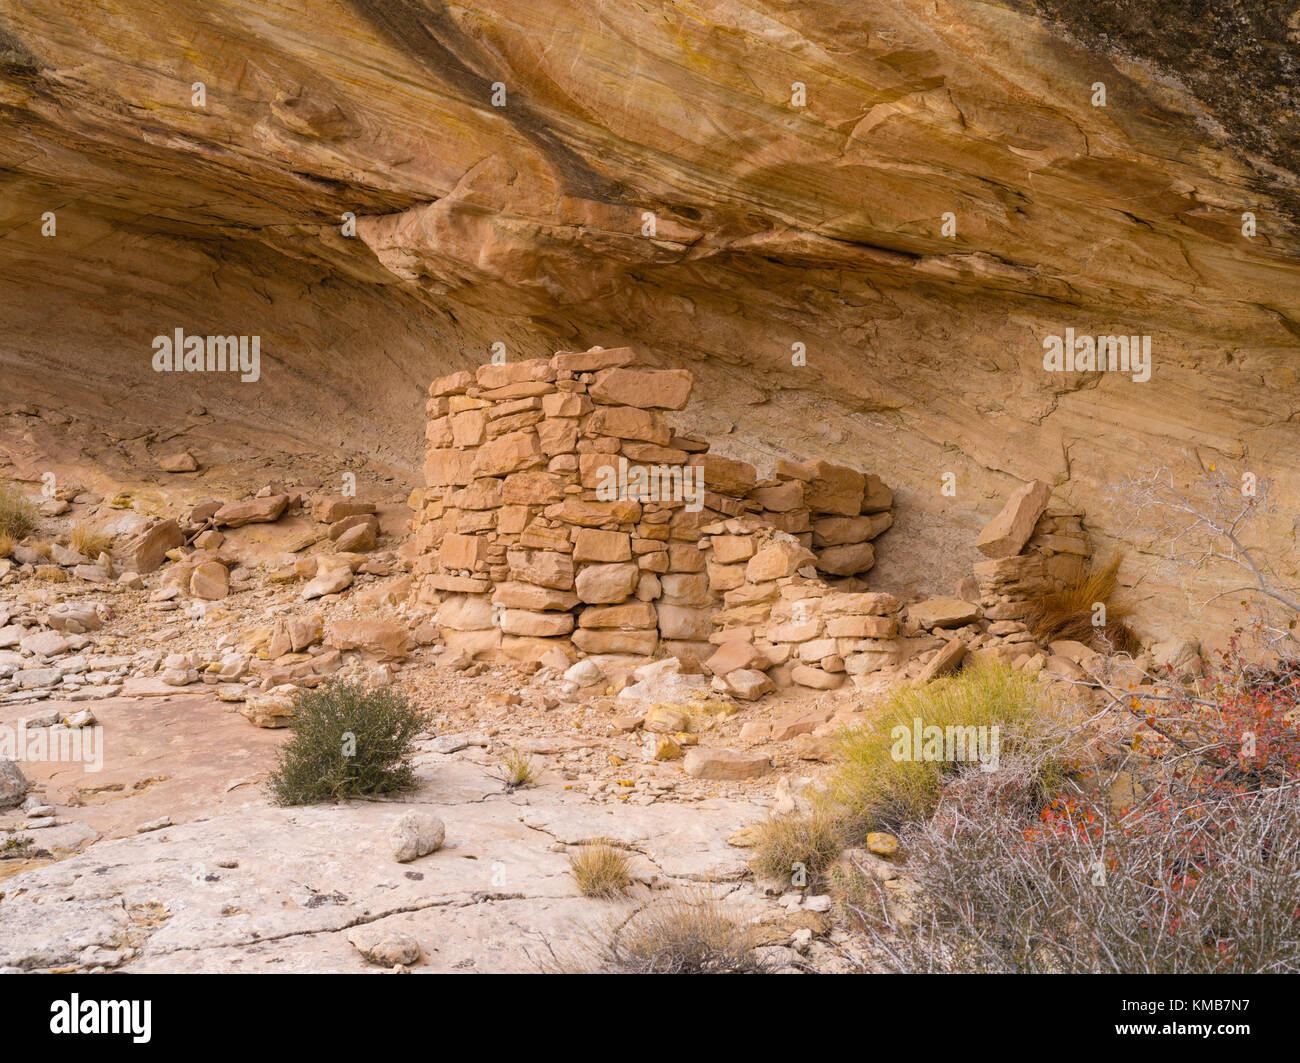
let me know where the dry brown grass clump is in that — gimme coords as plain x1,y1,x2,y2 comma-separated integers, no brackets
569,841,632,898
1024,555,1140,653
69,523,112,559
0,483,37,540
585,889,770,974
748,805,847,886
0,532,13,558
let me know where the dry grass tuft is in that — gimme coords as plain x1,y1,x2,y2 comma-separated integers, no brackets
69,523,112,559
569,841,632,898
749,805,847,886
1024,555,1140,653
494,747,539,791
0,483,37,540
0,532,13,558
584,889,770,974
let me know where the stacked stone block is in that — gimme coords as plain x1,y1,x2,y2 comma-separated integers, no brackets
699,524,906,694
971,479,1091,621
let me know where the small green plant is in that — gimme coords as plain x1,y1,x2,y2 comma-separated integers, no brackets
826,662,1061,837
69,523,112,559
0,483,36,540
569,841,632,898
268,680,430,806
1,837,36,859
494,747,538,791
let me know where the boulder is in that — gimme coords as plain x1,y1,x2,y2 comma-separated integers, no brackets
20,630,74,657
328,514,379,541
389,811,446,862
334,522,377,552
0,756,30,810
301,557,354,600
117,518,183,574
326,619,410,661
46,602,103,633
1151,638,1203,679
564,659,605,687
975,479,1052,559
790,664,844,689
213,495,289,527
240,686,298,728
160,451,198,472
917,638,967,681
724,668,774,701
313,495,376,523
346,925,421,967
682,748,772,780
643,705,690,733
189,560,229,600
705,639,767,676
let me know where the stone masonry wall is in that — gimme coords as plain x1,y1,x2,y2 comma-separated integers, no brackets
409,347,897,667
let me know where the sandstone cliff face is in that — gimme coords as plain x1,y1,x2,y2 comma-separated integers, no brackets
1,0,1296,644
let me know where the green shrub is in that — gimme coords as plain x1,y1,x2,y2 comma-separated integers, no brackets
826,661,1062,836
0,483,37,540
268,681,430,805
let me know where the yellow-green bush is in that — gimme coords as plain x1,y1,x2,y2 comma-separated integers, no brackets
826,662,1060,836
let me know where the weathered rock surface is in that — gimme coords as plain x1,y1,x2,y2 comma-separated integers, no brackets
1,0,1297,650
0,753,763,973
